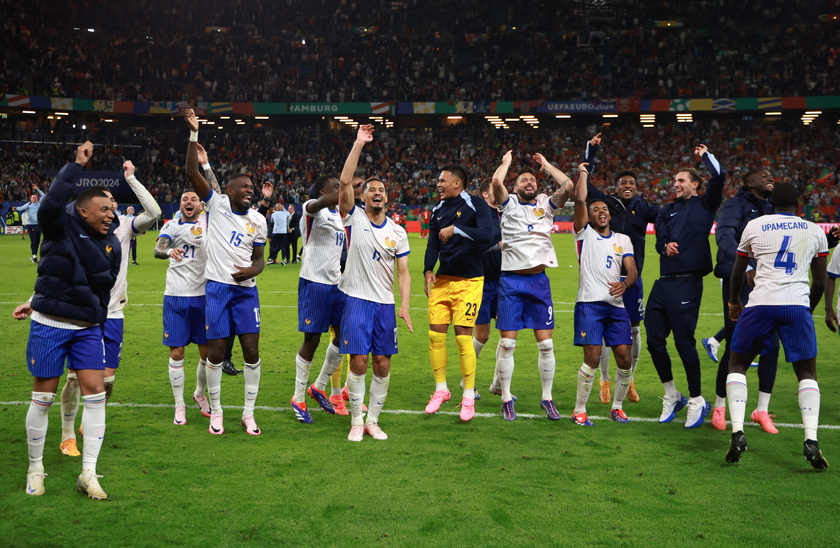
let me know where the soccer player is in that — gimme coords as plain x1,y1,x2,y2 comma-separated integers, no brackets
583,134,660,404
154,190,209,426
267,203,291,265
646,144,725,429
289,175,347,423
825,247,840,334
17,141,120,499
571,163,637,425
724,182,829,470
423,164,497,421
710,168,779,432
338,124,412,442
58,159,161,457
184,108,267,436
490,150,574,421
16,184,46,263
420,207,431,239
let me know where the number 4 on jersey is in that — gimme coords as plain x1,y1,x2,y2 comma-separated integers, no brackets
773,235,797,275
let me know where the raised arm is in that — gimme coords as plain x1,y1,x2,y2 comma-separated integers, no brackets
583,133,601,173
39,141,93,238
697,144,726,212
184,109,210,201
573,163,590,233
534,153,574,208
123,160,161,233
490,151,512,206
196,144,223,195
339,125,373,216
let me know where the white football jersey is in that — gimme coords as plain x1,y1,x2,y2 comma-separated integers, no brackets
107,216,133,318
828,247,840,279
575,225,634,307
737,213,829,307
299,199,344,285
339,206,410,304
498,193,559,271
203,190,267,287
159,215,208,297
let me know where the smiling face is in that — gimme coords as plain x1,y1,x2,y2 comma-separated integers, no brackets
227,176,254,211
616,175,637,200
78,196,117,235
673,171,699,200
747,169,774,198
180,191,202,222
437,170,463,199
514,170,538,202
362,179,388,212
588,200,611,231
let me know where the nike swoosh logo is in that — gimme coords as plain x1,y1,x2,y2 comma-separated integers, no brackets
79,234,90,238
751,209,757,212
210,426,222,433
681,301,690,304
32,435,45,441
669,212,678,217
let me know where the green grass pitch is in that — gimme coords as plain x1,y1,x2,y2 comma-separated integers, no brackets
0,231,838,546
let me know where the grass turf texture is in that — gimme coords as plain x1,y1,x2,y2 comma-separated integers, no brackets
1,232,838,546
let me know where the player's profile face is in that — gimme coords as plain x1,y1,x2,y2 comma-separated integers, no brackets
325,178,340,195
436,171,461,199
617,176,637,199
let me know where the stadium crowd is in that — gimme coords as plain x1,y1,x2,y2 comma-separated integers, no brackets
2,118,838,220
1,0,838,103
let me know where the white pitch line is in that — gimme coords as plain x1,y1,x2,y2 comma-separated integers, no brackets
0,400,837,429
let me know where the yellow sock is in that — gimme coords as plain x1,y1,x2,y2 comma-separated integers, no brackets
331,356,345,390
429,330,448,384
456,335,476,390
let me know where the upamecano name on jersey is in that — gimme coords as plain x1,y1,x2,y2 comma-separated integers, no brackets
761,220,808,231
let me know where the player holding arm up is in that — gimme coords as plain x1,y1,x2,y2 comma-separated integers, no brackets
490,150,573,421
570,163,637,425
184,108,267,436
338,124,412,442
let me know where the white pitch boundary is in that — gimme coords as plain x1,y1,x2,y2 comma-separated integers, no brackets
1,400,837,430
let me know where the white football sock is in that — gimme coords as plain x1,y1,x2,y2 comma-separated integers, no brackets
537,338,555,401
314,343,342,392
755,391,771,414
195,358,208,394
725,373,748,432
798,379,820,440
26,392,55,470
613,367,632,409
243,359,261,415
61,372,80,441
630,326,641,376
81,392,107,474
472,337,485,359
497,338,516,401
168,358,185,407
293,354,312,402
575,363,596,414
598,342,611,381
366,374,390,425
206,361,223,414
347,371,366,426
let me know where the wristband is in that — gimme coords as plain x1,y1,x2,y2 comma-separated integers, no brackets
189,130,199,142
623,280,630,288
201,163,211,171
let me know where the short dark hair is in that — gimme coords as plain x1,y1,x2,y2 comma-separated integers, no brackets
743,168,764,188
479,178,492,195
515,167,536,180
312,175,336,198
441,165,468,187
614,170,637,183
226,174,252,188
76,186,111,209
362,176,384,193
771,182,799,209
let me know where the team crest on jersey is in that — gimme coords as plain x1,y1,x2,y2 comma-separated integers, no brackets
164,332,169,339
31,357,35,365
456,210,462,217
534,208,545,217
191,225,203,238
580,331,586,338
245,222,256,234
384,237,397,248
613,243,623,255
105,245,113,255
305,318,312,325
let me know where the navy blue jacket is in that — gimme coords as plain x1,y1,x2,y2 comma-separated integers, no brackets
424,191,498,279
31,162,121,324
655,153,726,277
713,187,773,279
481,209,502,281
587,184,660,275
